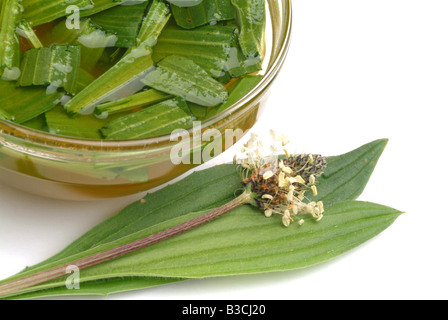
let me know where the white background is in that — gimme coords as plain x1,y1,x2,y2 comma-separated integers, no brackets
1,0,447,300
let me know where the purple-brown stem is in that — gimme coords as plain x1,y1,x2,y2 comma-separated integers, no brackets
0,192,253,298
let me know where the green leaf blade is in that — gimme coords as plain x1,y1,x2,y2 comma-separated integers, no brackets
142,55,229,107
231,0,266,58
105,201,401,278
152,24,236,79
135,0,171,47
22,0,93,26
18,45,82,94
45,106,116,139
0,0,22,80
2,201,402,300
16,19,44,49
64,39,155,115
0,108,14,121
95,89,172,116
170,0,236,29
312,139,389,206
80,0,149,18
206,74,262,118
100,97,194,140
90,2,149,48
0,79,63,124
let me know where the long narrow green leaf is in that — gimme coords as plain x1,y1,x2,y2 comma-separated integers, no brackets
0,79,63,123
3,200,402,299
170,0,236,29
0,0,22,80
0,139,394,299
64,37,155,115
152,24,236,79
90,2,149,48
141,55,229,107
68,201,402,279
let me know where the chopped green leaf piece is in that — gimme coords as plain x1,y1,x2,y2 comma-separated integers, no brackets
23,0,93,27
64,37,155,115
0,79,63,124
166,0,203,7
95,89,172,116
80,0,149,18
188,102,208,120
75,68,96,94
207,74,262,118
153,24,236,79
231,0,266,58
50,18,117,47
100,97,193,140
90,2,149,48
225,30,262,78
142,55,229,107
49,18,118,72
46,106,123,139
20,114,47,131
17,19,43,48
18,45,82,95
135,0,171,47
0,0,22,80
170,0,236,29
0,108,14,121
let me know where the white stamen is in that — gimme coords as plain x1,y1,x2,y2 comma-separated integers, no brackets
295,175,306,184
309,154,314,164
282,166,293,174
311,185,318,196
263,171,274,180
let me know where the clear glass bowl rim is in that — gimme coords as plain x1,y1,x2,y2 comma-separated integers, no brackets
0,0,292,152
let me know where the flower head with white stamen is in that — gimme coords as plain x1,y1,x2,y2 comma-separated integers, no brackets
236,131,327,227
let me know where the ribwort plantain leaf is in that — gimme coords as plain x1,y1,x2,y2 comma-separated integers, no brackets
0,139,400,299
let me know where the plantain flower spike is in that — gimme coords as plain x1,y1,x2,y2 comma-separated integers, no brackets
237,131,327,227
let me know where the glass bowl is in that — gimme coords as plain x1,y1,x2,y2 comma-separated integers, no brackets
0,0,292,200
